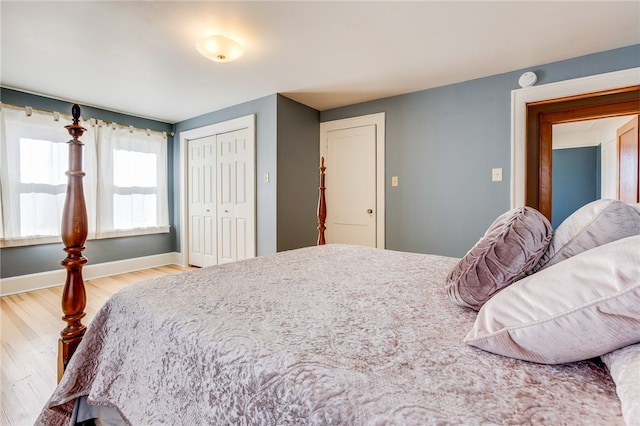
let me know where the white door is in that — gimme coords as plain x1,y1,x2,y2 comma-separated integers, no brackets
217,128,255,264
325,126,377,246
320,113,385,248
188,136,217,267
181,115,256,267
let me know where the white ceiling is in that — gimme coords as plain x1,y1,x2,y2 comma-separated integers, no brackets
2,1,638,123
553,115,637,149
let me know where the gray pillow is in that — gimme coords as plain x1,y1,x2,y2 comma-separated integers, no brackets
533,199,640,273
446,207,552,311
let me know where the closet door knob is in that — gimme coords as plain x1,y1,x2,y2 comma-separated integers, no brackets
367,209,373,214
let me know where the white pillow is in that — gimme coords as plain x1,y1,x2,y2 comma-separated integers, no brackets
533,199,640,273
602,343,640,426
465,235,640,364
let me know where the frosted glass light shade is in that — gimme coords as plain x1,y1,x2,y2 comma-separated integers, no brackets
196,35,244,63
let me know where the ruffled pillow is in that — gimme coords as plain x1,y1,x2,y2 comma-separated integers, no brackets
446,207,552,310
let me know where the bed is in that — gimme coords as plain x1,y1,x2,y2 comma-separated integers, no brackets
37,106,640,425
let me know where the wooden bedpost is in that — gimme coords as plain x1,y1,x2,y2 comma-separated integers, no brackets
317,157,326,245
58,104,89,382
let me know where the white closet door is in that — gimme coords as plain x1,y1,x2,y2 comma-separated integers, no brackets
217,128,255,264
188,135,217,267
182,114,256,268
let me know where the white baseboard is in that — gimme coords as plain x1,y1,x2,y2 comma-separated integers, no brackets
0,252,183,297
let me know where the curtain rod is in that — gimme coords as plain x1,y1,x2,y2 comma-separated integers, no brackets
0,101,174,137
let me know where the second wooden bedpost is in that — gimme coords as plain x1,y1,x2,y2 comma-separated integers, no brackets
58,104,89,382
317,157,326,245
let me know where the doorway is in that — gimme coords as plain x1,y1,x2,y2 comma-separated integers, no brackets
551,115,638,226
320,113,385,248
179,115,256,267
526,86,639,220
510,67,640,220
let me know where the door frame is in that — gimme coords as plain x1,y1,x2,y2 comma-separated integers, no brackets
531,89,639,219
511,67,640,212
320,112,385,248
179,114,256,266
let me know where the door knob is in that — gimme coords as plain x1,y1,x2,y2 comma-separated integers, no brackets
367,209,373,214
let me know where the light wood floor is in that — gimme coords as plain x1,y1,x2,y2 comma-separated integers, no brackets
1,264,194,426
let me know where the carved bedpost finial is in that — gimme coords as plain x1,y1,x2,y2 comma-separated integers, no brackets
58,103,89,382
65,104,86,140
71,103,81,124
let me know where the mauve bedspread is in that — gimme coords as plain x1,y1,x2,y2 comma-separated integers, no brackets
37,244,623,425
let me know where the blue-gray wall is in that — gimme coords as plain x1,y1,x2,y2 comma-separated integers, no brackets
552,146,600,228
276,95,321,251
320,44,639,257
0,88,175,278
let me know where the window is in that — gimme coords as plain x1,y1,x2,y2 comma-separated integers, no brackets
0,105,85,246
95,124,169,238
113,149,158,229
18,138,67,237
0,104,169,247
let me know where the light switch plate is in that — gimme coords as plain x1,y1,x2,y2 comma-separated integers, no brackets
391,176,399,187
492,168,503,182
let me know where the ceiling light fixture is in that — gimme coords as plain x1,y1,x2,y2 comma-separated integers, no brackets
196,35,244,63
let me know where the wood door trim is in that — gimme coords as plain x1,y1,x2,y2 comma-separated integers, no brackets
528,85,640,106
525,86,640,220
617,116,640,202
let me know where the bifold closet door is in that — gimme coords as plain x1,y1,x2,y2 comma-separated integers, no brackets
188,136,217,267
217,128,255,264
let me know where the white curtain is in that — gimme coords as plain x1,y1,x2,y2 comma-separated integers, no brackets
95,123,169,239
0,104,97,246
0,104,168,247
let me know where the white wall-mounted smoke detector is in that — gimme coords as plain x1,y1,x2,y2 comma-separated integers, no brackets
518,71,538,88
